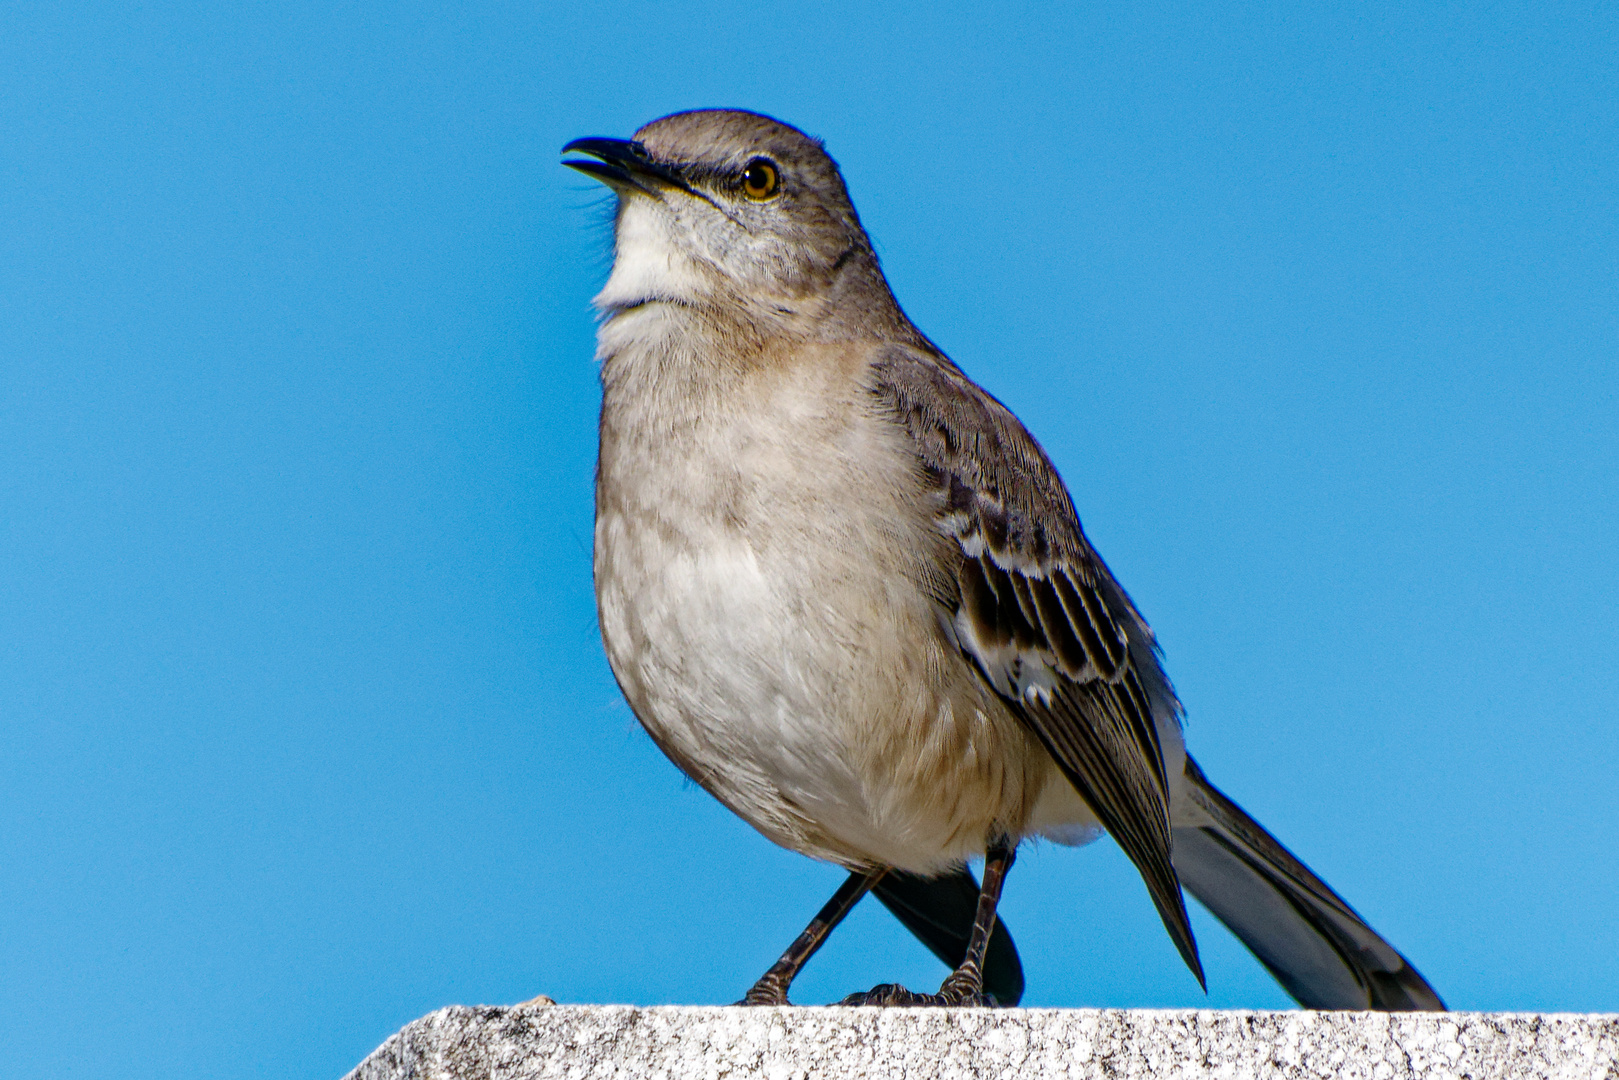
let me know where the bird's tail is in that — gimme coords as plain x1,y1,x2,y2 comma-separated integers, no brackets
1171,754,1444,1010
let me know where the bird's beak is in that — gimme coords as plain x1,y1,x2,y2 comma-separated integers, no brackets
562,137,693,195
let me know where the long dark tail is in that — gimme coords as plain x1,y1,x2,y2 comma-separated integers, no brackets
872,867,1025,1006
1172,754,1444,1010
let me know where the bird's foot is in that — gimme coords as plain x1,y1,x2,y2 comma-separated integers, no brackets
838,982,931,1006
837,982,996,1007
737,973,792,1006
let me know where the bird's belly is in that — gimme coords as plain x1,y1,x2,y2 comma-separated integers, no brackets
594,496,1063,873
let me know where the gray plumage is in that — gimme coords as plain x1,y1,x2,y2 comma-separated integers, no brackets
566,109,1442,1010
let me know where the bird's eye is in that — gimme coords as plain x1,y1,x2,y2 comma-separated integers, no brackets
741,158,781,200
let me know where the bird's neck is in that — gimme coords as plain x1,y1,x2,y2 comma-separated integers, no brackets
595,297,772,426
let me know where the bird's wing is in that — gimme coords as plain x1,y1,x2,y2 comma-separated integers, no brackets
871,345,1203,987
1172,754,1445,1010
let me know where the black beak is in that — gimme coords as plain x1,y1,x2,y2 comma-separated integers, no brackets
562,137,691,194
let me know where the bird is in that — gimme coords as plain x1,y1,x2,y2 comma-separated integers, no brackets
562,109,1444,1011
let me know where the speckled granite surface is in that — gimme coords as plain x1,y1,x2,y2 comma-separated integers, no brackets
345,1004,1619,1079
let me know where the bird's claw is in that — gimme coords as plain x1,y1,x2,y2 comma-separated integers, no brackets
737,978,791,1006
837,982,996,1007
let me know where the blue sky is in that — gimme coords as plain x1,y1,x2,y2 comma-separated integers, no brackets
3,2,1615,1077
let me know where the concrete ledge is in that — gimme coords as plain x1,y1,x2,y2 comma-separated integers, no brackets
345,1004,1619,1079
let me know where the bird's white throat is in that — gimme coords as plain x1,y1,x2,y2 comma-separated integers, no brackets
595,198,708,312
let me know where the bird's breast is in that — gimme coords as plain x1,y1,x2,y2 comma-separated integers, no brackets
590,317,1062,871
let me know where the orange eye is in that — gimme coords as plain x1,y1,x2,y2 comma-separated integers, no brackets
741,158,780,200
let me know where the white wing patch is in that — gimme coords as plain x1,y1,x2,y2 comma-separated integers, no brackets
950,600,1060,707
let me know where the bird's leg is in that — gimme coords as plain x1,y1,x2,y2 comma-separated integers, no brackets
739,867,887,1005
934,834,1015,1003
840,835,1016,1007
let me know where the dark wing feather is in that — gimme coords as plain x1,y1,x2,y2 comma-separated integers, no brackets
872,345,1204,988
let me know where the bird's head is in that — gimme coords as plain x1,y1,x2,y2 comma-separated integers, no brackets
564,110,888,326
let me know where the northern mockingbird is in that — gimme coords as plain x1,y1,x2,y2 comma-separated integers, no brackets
563,109,1443,1010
